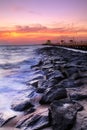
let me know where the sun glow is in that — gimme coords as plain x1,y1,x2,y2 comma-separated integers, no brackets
10,32,21,37
0,27,87,44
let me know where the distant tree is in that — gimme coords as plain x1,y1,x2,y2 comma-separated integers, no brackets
46,40,52,44
69,39,75,45
69,39,75,43
61,40,65,44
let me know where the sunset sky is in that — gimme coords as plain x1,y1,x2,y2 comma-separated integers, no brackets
0,0,87,44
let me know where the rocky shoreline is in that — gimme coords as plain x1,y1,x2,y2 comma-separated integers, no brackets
0,46,87,130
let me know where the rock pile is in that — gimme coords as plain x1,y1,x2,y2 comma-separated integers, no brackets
0,46,87,130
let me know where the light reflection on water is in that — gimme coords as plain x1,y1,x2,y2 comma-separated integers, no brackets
0,45,41,115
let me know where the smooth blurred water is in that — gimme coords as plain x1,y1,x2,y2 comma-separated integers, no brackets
0,45,42,115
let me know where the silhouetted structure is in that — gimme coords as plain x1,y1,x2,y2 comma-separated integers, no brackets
58,40,87,50
61,40,65,44
45,40,52,45
69,40,74,43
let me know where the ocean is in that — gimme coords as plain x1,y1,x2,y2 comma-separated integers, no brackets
0,45,44,116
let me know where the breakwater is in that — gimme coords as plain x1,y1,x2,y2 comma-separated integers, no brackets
0,45,87,130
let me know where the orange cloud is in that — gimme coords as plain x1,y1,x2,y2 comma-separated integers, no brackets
0,25,87,44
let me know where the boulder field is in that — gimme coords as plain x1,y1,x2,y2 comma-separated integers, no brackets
0,46,87,130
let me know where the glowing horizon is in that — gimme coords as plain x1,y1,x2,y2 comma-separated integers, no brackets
0,0,87,44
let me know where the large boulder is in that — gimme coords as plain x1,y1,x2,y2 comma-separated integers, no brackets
11,99,34,112
39,87,67,104
70,93,87,101
57,78,78,88
46,70,64,81
31,60,43,68
50,100,77,130
16,107,49,130
0,113,16,127
16,114,50,130
81,117,87,130
39,78,58,89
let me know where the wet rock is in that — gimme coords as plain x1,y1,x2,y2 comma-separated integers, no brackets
11,99,34,112
71,71,87,80
70,93,87,101
0,113,16,127
73,101,84,111
29,80,39,87
53,98,83,112
81,117,87,130
80,71,87,78
36,87,46,93
75,77,87,86
16,106,49,129
58,78,78,88
42,64,53,70
74,79,84,86
28,91,42,104
47,70,64,81
50,100,77,130
31,60,43,68
27,74,44,87
41,127,52,130
39,79,58,89
37,60,43,66
16,114,50,130
65,66,79,77
39,88,67,104
24,107,36,115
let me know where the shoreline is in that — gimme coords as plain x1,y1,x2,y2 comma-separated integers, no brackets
0,45,87,130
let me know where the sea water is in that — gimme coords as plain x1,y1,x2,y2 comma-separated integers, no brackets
0,45,43,116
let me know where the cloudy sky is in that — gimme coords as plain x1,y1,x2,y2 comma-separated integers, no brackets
0,0,87,44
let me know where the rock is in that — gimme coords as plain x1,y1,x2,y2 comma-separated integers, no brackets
50,100,77,130
75,77,87,86
52,98,83,112
36,87,46,93
65,66,79,77
39,88,67,104
70,93,87,101
11,99,34,112
27,75,44,87
31,60,43,68
0,113,16,127
58,78,78,88
41,127,52,130
81,117,87,130
16,115,50,130
28,91,42,104
39,79,58,89
29,80,39,87
47,70,64,81
73,101,84,111
37,60,43,66
24,107,36,115
16,106,49,129
42,64,53,70
71,71,87,80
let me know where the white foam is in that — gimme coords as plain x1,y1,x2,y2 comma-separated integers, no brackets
61,47,87,53
63,103,70,108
